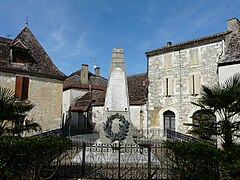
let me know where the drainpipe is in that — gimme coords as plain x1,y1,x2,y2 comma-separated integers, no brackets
146,56,149,136
179,50,182,131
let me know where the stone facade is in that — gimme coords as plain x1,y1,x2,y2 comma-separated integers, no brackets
0,72,63,132
0,27,66,134
28,76,63,131
147,41,224,134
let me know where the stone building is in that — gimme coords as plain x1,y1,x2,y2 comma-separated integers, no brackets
145,18,240,137
62,51,148,134
0,26,66,133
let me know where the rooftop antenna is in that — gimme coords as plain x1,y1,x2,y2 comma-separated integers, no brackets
25,17,29,27
89,56,99,69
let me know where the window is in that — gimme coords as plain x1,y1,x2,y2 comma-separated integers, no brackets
189,48,199,65
15,76,29,100
164,54,173,68
12,50,25,63
165,77,174,97
164,110,175,133
189,74,200,96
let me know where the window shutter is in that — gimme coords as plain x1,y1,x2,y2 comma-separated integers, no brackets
190,48,199,65
165,54,172,68
189,75,194,95
15,76,23,99
194,74,200,95
163,78,167,96
168,77,174,96
22,77,29,100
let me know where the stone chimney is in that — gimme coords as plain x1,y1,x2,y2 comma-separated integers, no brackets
95,66,100,76
81,64,88,85
227,18,240,32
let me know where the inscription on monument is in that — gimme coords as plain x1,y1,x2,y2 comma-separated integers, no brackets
105,68,128,111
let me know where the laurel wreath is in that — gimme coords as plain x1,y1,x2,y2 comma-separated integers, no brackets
103,113,130,143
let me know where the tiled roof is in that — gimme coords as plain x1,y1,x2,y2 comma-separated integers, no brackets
71,90,105,111
146,31,231,57
218,30,240,65
75,73,148,106
63,69,108,89
0,26,66,80
0,37,12,44
127,73,148,105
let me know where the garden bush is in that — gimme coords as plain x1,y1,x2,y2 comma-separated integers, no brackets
0,135,72,179
163,140,221,180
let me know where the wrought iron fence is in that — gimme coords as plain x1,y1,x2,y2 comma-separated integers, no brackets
34,129,219,179
50,141,173,179
166,129,217,146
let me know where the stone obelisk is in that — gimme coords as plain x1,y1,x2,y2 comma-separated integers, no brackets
100,48,134,144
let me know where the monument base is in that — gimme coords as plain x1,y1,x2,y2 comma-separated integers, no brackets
72,141,160,165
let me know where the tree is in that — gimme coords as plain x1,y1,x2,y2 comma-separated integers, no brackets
0,87,41,136
185,73,240,150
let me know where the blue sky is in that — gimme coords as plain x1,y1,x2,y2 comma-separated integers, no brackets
0,0,239,78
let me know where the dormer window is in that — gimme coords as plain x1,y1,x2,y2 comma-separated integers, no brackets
11,40,29,64
13,50,25,63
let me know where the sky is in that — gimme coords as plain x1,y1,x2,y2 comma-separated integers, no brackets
0,0,239,78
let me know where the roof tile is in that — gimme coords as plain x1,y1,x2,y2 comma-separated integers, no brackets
0,27,66,80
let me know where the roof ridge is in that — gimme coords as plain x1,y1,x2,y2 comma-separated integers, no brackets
11,26,29,44
127,72,147,77
146,30,231,56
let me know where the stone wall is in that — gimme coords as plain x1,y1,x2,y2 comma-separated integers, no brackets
0,72,63,133
28,76,63,132
0,72,16,90
148,41,223,134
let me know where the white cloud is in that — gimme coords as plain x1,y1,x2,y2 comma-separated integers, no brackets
64,31,92,58
48,25,65,52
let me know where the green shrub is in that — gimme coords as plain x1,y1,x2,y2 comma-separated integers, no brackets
0,136,72,179
163,140,221,180
219,144,240,179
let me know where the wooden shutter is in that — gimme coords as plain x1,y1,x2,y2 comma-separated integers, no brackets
194,74,200,95
15,76,29,100
22,77,29,100
190,48,199,65
15,76,23,99
189,75,194,95
168,77,174,96
165,54,172,68
162,78,167,96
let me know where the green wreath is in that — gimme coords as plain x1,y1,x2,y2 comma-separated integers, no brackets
103,113,130,142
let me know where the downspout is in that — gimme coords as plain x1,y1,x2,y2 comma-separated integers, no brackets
179,50,182,130
146,55,149,136
217,40,225,78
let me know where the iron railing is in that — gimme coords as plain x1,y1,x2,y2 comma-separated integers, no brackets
50,141,172,179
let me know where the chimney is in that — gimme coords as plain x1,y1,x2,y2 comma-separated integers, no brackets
227,18,240,32
95,66,100,76
81,64,88,85
167,41,172,46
